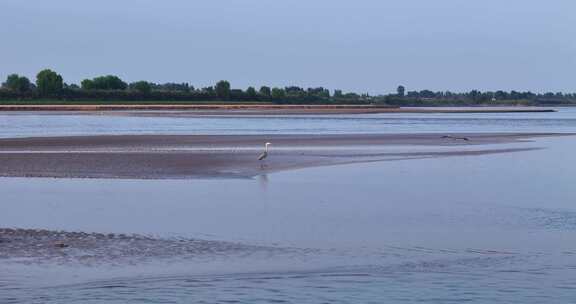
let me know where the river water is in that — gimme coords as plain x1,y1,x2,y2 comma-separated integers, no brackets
0,108,575,138
1,108,576,303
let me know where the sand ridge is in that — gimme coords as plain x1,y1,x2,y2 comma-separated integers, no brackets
0,133,566,179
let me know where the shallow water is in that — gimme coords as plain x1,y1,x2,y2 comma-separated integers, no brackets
1,109,576,303
0,107,576,138
1,134,576,303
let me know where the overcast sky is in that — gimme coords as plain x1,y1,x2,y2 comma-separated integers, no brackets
1,0,574,94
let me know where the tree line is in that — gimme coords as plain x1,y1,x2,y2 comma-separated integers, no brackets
1,69,575,106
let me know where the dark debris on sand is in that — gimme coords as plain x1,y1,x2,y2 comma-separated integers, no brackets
0,228,282,266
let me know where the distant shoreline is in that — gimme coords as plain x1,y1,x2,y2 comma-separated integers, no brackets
0,104,556,114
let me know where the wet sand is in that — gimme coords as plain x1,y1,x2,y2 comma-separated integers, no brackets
0,228,281,266
0,104,555,114
0,133,566,179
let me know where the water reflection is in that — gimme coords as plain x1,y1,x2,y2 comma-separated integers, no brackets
258,174,269,192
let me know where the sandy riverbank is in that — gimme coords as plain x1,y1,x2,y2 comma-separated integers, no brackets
0,133,566,179
0,104,556,114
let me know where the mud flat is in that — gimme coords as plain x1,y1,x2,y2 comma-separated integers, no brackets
0,133,566,179
0,228,285,266
0,104,556,114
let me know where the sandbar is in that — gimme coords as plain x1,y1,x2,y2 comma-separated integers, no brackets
0,133,566,179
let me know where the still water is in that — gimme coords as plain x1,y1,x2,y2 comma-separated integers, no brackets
0,107,575,138
1,109,576,303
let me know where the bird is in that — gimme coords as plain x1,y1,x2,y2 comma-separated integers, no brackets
441,135,469,141
258,142,271,161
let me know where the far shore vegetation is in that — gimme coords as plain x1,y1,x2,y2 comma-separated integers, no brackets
1,69,575,106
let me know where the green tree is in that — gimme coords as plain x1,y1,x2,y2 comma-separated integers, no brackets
3,74,31,93
36,69,63,96
81,79,94,90
202,86,215,95
130,81,152,94
307,87,330,98
397,85,405,97
494,90,508,100
469,89,481,102
246,86,257,98
271,87,286,99
65,83,80,90
259,86,271,98
333,90,343,98
157,83,191,92
82,75,127,90
215,80,231,99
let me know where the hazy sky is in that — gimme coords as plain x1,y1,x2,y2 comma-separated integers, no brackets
1,0,575,94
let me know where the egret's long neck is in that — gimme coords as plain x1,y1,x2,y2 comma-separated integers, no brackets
265,144,269,153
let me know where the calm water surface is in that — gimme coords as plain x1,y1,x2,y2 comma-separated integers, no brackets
0,107,575,138
1,110,576,303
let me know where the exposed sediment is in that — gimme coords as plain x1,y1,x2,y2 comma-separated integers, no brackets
0,104,556,114
0,228,277,266
0,133,566,179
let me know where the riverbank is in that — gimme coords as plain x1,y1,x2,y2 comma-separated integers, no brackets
0,104,556,114
0,133,565,179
